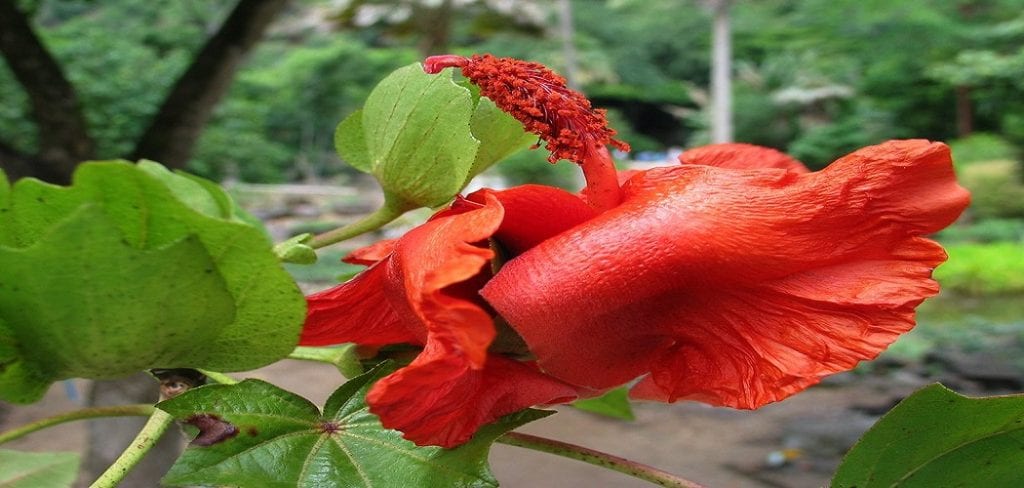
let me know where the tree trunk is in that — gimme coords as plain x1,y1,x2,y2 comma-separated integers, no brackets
709,0,733,143
0,0,95,183
82,375,184,488
415,0,453,57
558,0,578,90
131,0,291,169
955,85,973,137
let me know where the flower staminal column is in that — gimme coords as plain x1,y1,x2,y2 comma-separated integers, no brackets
425,54,629,211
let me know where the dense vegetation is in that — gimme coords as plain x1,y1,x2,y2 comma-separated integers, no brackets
2,0,1022,291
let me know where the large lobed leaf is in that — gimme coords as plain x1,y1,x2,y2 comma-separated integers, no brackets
833,383,1024,487
0,450,79,488
0,162,305,403
158,363,551,488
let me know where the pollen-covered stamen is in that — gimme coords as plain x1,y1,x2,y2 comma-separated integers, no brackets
423,54,630,210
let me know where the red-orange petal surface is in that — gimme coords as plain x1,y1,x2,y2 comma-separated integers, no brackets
367,341,578,448
679,143,810,173
482,140,970,408
467,185,597,256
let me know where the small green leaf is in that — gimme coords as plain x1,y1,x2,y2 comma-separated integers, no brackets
334,109,371,172
571,387,635,421
274,233,317,264
0,450,79,488
833,383,1024,487
355,63,480,208
159,364,551,488
467,96,535,181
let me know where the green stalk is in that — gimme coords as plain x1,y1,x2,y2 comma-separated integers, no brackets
0,404,154,445
308,201,408,249
288,345,363,378
198,369,239,385
88,409,174,488
498,432,706,488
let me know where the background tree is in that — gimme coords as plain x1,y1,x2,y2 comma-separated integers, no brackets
0,0,289,183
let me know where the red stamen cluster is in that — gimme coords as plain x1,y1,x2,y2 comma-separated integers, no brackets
426,54,630,164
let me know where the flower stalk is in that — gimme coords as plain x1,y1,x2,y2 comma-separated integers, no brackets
498,431,706,488
309,202,408,249
88,409,174,488
0,404,154,445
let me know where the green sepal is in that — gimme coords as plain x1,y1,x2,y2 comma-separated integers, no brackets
274,233,317,264
571,387,635,421
159,363,552,488
334,109,371,172
335,63,479,209
833,383,1024,487
466,96,535,182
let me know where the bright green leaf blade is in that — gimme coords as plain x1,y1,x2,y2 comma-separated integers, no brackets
833,383,1024,487
0,177,82,248
571,387,635,421
335,109,371,172
136,160,238,220
467,96,535,180
160,364,552,488
362,63,479,208
0,162,305,380
0,206,236,402
0,450,79,488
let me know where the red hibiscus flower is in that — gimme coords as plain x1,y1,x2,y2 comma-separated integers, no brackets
302,54,970,447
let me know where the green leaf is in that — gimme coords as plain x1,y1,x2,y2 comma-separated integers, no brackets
0,207,235,401
0,450,79,488
159,364,551,488
467,96,535,181
571,387,635,421
356,63,480,208
0,162,305,403
334,109,371,172
833,383,1024,487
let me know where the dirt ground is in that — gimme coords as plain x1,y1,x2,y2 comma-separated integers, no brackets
2,357,940,488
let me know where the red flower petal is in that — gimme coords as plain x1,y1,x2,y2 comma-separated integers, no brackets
483,140,969,408
343,239,397,265
302,193,584,447
367,342,578,448
388,194,504,368
679,143,810,173
467,185,597,256
301,262,418,346
300,194,505,368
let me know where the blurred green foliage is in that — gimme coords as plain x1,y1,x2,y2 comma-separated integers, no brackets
2,0,1024,188
950,133,1021,166
958,160,1024,219
939,218,1024,244
934,242,1024,295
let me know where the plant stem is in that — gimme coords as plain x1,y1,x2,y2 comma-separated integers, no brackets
88,409,174,488
498,432,706,488
198,369,239,385
308,202,407,249
0,404,154,445
288,345,363,378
